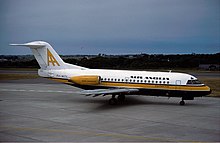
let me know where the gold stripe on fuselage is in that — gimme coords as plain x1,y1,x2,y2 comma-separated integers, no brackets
100,81,210,91
49,78,210,92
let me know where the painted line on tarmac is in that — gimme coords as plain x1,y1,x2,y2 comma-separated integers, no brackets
0,88,76,94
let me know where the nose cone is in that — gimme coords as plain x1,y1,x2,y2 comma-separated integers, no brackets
204,86,212,96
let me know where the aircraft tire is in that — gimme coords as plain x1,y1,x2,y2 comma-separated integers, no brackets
117,95,125,102
179,100,185,106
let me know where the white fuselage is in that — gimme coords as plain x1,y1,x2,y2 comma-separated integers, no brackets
39,68,198,86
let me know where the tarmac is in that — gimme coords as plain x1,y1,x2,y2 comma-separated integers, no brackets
0,77,220,142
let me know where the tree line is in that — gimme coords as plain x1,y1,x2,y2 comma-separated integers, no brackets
0,53,219,70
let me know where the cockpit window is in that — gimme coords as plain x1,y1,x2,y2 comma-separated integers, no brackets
187,79,202,85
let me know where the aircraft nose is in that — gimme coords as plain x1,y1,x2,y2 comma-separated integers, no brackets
204,86,212,96
205,86,212,96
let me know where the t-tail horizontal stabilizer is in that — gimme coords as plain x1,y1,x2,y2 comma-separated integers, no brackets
10,41,87,70
10,43,45,48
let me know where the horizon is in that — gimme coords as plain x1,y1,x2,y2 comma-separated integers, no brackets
1,52,220,56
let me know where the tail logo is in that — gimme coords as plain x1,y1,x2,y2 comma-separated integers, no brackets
47,49,60,66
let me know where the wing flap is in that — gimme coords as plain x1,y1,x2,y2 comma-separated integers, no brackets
79,88,139,97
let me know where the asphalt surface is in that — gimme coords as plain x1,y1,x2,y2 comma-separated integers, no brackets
0,77,220,142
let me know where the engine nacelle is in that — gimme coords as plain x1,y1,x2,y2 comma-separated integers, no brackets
69,75,101,85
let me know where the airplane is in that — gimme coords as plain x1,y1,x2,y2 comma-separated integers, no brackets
10,41,211,105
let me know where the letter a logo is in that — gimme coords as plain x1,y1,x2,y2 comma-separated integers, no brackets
47,49,60,66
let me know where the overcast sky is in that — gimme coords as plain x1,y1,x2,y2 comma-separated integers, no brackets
0,0,219,55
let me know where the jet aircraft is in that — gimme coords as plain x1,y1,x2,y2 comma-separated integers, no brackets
10,41,211,105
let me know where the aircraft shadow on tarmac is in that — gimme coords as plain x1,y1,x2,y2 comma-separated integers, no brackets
69,96,203,111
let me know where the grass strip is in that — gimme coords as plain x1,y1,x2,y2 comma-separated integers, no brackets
200,78,220,97
0,73,39,80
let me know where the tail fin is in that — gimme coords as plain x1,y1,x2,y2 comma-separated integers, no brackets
10,41,86,70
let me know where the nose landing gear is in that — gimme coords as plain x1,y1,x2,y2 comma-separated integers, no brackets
179,100,185,106
179,96,194,105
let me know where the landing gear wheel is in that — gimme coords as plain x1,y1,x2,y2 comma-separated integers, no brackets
109,98,117,105
179,100,185,106
117,95,125,102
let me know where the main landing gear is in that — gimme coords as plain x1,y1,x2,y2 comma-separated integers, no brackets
109,95,125,105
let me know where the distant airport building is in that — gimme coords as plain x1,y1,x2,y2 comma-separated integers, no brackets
199,64,220,71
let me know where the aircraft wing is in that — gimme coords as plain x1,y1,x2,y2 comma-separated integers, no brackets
79,88,139,97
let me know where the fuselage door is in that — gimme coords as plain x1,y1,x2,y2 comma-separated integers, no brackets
175,80,181,85
125,77,129,83
175,80,181,90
